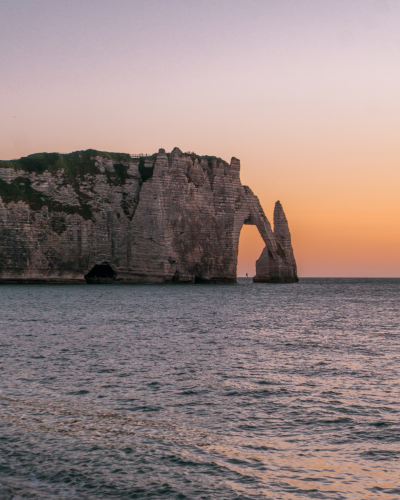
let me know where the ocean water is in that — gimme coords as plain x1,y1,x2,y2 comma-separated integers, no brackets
0,278,399,500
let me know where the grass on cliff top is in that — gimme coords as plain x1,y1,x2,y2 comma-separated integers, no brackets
0,150,132,179
0,150,226,175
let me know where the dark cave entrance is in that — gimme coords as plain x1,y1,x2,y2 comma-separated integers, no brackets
194,276,206,284
84,264,117,284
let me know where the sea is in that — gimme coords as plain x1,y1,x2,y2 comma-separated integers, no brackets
0,278,399,500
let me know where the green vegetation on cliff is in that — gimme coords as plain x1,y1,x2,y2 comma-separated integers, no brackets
0,150,132,178
0,177,93,219
0,150,136,220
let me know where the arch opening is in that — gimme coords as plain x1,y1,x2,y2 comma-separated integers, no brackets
84,264,117,284
237,225,265,278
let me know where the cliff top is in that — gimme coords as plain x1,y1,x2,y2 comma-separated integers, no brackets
0,148,225,178
0,150,135,177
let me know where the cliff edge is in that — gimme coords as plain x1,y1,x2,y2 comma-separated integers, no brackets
0,148,298,284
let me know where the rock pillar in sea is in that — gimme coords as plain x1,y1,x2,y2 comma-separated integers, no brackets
253,201,298,283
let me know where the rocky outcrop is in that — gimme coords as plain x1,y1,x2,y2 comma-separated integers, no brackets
253,201,298,283
0,148,298,283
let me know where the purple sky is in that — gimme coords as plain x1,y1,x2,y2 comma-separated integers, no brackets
1,0,399,276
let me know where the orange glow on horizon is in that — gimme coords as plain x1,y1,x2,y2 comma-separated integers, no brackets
1,1,399,277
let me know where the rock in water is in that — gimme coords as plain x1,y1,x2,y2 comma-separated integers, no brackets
253,200,298,283
0,148,298,283
273,200,297,272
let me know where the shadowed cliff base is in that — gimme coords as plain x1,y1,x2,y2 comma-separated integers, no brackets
0,148,298,284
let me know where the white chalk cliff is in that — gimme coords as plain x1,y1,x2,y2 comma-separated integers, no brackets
0,148,298,283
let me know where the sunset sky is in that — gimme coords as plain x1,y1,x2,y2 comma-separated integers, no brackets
1,0,399,277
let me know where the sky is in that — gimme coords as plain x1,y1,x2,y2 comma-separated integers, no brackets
1,0,399,277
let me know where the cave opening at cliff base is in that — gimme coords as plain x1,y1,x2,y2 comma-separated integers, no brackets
84,264,117,284
237,225,265,278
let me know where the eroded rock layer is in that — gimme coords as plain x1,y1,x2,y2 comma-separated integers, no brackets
0,148,298,283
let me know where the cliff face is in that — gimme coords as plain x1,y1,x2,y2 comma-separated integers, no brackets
0,148,298,283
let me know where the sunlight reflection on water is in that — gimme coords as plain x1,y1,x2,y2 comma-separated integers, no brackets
0,278,399,499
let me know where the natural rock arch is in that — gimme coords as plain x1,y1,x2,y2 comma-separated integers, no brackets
232,187,298,283
0,147,298,284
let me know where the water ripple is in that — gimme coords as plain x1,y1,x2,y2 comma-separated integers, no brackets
0,278,399,499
